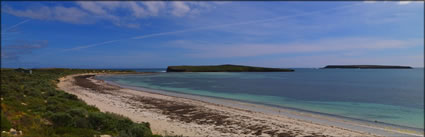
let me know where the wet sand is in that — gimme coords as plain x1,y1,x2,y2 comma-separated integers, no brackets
57,73,422,137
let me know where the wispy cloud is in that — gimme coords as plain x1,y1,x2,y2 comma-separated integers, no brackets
1,40,48,61
66,3,362,51
220,1,421,38
171,2,190,17
398,1,412,5
363,1,422,5
2,19,30,33
170,38,422,58
251,54,424,68
3,5,93,24
2,2,219,28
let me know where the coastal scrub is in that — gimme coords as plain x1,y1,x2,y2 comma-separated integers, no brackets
0,68,160,137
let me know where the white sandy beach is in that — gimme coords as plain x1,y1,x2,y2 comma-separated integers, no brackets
57,73,422,137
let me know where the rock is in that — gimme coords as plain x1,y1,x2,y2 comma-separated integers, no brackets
9,128,17,135
100,135,112,137
21,102,27,106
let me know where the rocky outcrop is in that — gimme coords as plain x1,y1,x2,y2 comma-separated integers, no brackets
166,64,294,72
323,65,412,69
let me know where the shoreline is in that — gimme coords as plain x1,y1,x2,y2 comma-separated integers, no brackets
102,76,424,137
58,73,423,137
102,77,422,130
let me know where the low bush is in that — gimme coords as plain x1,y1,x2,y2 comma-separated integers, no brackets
1,69,161,137
118,123,153,137
1,112,12,131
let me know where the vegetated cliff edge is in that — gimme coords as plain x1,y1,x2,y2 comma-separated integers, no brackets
323,65,412,69
167,64,294,72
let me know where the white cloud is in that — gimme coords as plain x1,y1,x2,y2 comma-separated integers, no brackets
3,5,92,24
363,1,377,4
143,2,166,16
398,1,412,5
171,2,191,17
127,2,148,18
364,1,419,5
52,6,91,24
3,5,52,20
77,2,108,15
3,2,218,28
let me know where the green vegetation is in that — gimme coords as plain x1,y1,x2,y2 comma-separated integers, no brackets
1,68,161,137
323,65,412,69
167,64,294,72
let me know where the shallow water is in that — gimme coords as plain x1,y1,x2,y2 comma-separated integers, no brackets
97,68,424,129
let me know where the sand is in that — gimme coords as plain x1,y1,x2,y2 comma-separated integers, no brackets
57,73,418,137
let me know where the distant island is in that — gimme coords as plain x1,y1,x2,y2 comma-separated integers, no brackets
167,64,294,72
323,65,412,69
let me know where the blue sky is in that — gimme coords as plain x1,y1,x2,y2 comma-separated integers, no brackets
1,1,424,68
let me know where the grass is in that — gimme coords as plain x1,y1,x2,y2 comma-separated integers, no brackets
0,68,162,137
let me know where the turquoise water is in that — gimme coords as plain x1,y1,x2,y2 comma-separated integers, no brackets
97,68,424,129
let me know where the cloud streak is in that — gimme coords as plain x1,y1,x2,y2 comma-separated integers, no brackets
3,5,93,24
173,37,422,58
252,54,424,68
1,40,48,61
3,2,218,28
2,19,31,33
67,3,363,51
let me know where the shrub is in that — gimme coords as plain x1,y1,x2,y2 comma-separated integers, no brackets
73,116,90,128
67,108,88,118
103,112,133,131
49,112,73,127
1,113,12,131
88,112,107,130
1,69,156,136
58,92,78,100
118,123,153,137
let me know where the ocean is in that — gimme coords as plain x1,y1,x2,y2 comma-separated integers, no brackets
97,68,424,130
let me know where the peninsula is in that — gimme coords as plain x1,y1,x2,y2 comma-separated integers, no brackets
166,64,294,72
323,65,412,69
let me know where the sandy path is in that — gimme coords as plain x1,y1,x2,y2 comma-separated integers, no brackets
57,73,380,137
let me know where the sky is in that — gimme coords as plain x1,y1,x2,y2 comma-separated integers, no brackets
1,1,424,68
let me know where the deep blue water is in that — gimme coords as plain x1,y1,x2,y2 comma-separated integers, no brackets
97,68,424,129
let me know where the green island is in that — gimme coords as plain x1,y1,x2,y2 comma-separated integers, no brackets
166,64,294,72
323,65,412,69
1,68,172,137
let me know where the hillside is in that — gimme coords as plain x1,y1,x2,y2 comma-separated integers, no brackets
166,65,294,72
323,65,412,69
0,68,162,137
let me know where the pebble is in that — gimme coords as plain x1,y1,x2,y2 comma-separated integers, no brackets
9,128,16,135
